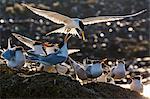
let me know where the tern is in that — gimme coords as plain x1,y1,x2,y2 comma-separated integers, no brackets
130,75,143,93
22,3,146,40
1,46,26,70
110,60,126,79
26,34,72,66
69,57,88,80
68,57,107,80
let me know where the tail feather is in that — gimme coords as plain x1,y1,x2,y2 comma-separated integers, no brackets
68,49,80,55
12,33,35,49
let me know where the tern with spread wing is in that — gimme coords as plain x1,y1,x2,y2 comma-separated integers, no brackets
22,3,146,40
12,33,80,56
26,34,72,66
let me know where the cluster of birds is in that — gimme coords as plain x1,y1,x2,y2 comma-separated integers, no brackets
0,3,146,94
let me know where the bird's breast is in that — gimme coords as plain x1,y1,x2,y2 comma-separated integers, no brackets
67,21,79,29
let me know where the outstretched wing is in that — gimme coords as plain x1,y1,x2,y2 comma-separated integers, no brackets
81,10,146,25
12,33,36,49
22,3,72,25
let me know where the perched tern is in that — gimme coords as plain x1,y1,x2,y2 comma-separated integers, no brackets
26,34,72,66
85,63,103,78
130,75,143,93
1,46,26,70
22,3,146,40
110,60,126,79
69,57,88,80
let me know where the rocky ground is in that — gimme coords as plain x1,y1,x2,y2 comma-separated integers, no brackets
0,64,147,99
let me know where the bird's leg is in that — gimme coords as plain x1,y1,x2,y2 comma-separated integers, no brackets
66,35,72,41
64,34,72,43
64,33,69,42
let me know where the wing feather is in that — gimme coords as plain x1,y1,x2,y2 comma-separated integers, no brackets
46,26,81,38
12,33,35,49
22,4,72,25
68,49,80,55
82,10,146,25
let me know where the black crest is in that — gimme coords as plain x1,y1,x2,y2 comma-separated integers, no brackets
15,46,23,51
79,21,84,31
133,76,141,80
33,41,42,45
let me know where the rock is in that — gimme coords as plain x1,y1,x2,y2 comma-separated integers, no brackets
0,64,147,98
84,82,146,99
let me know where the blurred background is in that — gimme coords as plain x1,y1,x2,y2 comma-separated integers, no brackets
0,0,149,81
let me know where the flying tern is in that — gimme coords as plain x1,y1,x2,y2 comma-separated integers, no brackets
22,4,146,40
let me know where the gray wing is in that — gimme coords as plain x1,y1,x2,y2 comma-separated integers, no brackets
81,10,146,25
12,33,35,49
22,3,72,25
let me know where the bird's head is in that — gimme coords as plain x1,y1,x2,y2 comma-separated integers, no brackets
15,46,24,52
132,75,142,81
117,60,125,64
76,20,85,41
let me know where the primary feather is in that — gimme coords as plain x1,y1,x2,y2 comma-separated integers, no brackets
81,9,146,25
12,33,35,49
22,3,72,25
